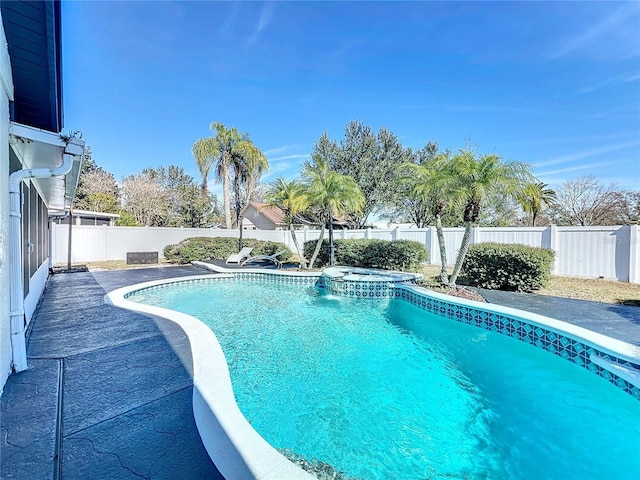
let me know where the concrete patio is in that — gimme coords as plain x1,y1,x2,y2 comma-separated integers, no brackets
1,265,639,479
1,265,223,480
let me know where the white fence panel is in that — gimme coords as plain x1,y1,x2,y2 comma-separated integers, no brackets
51,224,639,282
555,227,630,281
478,227,547,248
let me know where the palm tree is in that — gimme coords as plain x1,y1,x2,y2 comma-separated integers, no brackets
192,122,253,229
517,181,556,226
229,141,269,250
448,150,533,286
303,158,364,267
401,153,458,284
265,178,310,268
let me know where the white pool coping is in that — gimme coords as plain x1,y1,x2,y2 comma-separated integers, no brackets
105,269,640,479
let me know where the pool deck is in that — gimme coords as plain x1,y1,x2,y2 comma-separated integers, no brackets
2,265,639,479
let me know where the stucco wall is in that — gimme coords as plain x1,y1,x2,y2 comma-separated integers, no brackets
0,14,15,391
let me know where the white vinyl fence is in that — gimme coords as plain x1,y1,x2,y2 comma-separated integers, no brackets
51,224,639,283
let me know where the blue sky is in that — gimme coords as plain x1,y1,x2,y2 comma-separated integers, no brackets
62,1,640,196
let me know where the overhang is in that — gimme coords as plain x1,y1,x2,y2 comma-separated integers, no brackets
9,122,84,212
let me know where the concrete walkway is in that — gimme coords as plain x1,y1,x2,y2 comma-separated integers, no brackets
2,265,639,479
1,265,223,480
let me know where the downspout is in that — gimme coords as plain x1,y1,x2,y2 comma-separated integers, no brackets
8,152,75,372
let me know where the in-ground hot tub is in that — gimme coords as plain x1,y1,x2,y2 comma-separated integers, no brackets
319,266,422,297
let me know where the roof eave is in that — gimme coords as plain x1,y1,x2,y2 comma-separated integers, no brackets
9,122,85,210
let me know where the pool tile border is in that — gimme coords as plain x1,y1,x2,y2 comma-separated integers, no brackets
395,284,640,399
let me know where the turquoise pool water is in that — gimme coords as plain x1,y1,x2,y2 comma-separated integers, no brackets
131,279,640,480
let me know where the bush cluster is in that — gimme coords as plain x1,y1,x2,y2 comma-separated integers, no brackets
303,238,427,271
163,237,292,264
460,242,555,292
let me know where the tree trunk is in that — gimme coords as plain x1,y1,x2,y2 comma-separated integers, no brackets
328,213,335,266
222,165,232,229
233,172,243,251
290,224,307,269
201,177,208,197
532,210,537,227
434,214,449,284
449,221,472,286
308,222,326,269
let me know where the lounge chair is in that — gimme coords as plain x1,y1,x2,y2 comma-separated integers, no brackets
226,247,253,264
241,250,287,268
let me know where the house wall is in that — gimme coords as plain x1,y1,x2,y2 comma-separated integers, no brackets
0,13,14,391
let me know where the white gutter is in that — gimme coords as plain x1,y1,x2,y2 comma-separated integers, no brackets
8,152,75,372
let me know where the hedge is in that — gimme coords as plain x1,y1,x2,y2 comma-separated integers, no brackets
303,238,427,271
459,242,555,292
163,237,292,264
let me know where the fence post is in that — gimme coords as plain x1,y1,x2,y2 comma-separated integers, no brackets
392,227,398,241
629,224,638,284
472,226,480,244
549,225,558,275
365,228,371,239
428,227,438,265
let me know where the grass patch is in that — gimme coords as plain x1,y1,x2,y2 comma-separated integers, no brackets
421,265,640,305
53,259,174,272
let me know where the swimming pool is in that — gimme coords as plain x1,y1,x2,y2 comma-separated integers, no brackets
122,274,640,480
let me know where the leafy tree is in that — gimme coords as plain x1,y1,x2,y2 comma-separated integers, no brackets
115,211,139,226
549,176,624,226
86,192,119,213
73,145,120,213
387,141,441,227
193,122,265,230
265,178,311,268
517,181,556,226
141,165,217,228
401,152,458,284
229,140,269,250
613,190,640,225
303,158,364,267
448,150,533,286
316,121,411,227
120,172,171,227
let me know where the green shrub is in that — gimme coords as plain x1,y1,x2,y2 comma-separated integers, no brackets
164,237,292,264
303,238,427,271
460,242,555,292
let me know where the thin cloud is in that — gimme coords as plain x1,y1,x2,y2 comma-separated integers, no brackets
246,2,275,47
578,72,640,94
264,145,297,156
549,3,640,60
220,3,240,37
269,153,310,162
533,142,639,168
537,162,611,177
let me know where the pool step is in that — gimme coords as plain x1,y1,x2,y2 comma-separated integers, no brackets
590,354,640,388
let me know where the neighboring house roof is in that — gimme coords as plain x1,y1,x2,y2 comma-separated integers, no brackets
250,202,286,225
236,202,316,229
1,0,63,132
